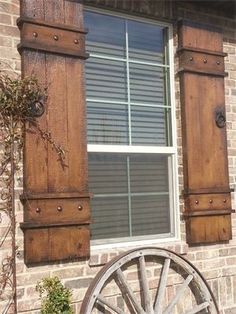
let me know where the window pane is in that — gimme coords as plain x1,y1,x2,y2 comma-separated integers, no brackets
86,58,127,102
128,20,166,64
131,195,170,236
88,153,171,240
88,153,128,194
129,63,166,105
89,153,130,240
87,102,129,144
85,11,126,58
129,154,169,193
91,197,130,239
131,105,170,146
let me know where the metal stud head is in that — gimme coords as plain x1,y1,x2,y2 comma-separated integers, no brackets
36,207,41,213
53,35,59,41
74,39,79,44
209,199,213,204
33,32,38,38
78,205,83,211
203,59,207,63
189,56,193,61
195,200,199,205
57,206,63,212
217,61,221,65
223,199,227,203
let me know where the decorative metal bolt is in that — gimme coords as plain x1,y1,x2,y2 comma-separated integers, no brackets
33,32,38,38
195,200,199,205
36,207,41,213
217,61,221,65
203,59,207,63
78,204,83,211
74,39,79,44
189,56,193,61
223,199,227,203
53,35,59,41
57,206,63,212
209,199,213,204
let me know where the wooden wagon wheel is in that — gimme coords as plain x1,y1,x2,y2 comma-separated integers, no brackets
80,247,219,314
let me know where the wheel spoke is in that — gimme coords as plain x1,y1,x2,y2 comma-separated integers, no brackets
184,301,210,314
116,268,146,314
163,274,193,314
154,258,170,314
80,248,219,314
139,255,154,314
97,294,125,314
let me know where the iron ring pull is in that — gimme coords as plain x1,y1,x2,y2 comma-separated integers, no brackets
215,108,226,128
28,99,45,118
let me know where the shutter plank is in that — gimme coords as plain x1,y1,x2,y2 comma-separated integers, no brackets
178,20,233,244
22,50,48,193
46,54,69,192
64,3,88,191
66,59,88,191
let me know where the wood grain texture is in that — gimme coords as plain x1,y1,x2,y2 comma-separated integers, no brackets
178,20,232,244
20,0,90,263
24,197,90,224
179,50,225,76
18,20,88,58
24,226,90,263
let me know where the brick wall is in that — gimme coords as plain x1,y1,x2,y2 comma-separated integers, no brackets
0,1,236,313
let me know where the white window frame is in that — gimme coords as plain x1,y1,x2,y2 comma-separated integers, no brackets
85,7,180,249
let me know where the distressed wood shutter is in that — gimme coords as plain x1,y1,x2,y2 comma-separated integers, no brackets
178,20,234,244
18,0,90,263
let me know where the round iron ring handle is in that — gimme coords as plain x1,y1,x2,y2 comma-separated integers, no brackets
28,100,45,118
215,110,226,128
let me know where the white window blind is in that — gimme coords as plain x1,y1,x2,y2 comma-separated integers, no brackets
85,10,177,243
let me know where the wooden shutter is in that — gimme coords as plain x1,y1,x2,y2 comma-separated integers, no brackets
18,0,90,263
178,20,234,244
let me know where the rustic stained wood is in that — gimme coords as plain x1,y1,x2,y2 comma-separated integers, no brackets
24,226,90,263
178,20,233,244
19,0,90,263
17,17,89,58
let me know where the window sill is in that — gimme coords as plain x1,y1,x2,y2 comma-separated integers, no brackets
89,238,188,267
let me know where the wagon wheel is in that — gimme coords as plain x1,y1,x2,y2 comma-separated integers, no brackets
80,247,219,314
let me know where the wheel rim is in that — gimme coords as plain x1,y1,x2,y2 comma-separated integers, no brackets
80,247,219,314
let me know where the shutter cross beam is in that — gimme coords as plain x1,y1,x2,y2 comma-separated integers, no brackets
17,17,89,58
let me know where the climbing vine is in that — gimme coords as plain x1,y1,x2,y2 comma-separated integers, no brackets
0,72,66,313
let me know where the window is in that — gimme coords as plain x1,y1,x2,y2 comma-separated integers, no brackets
85,10,178,245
